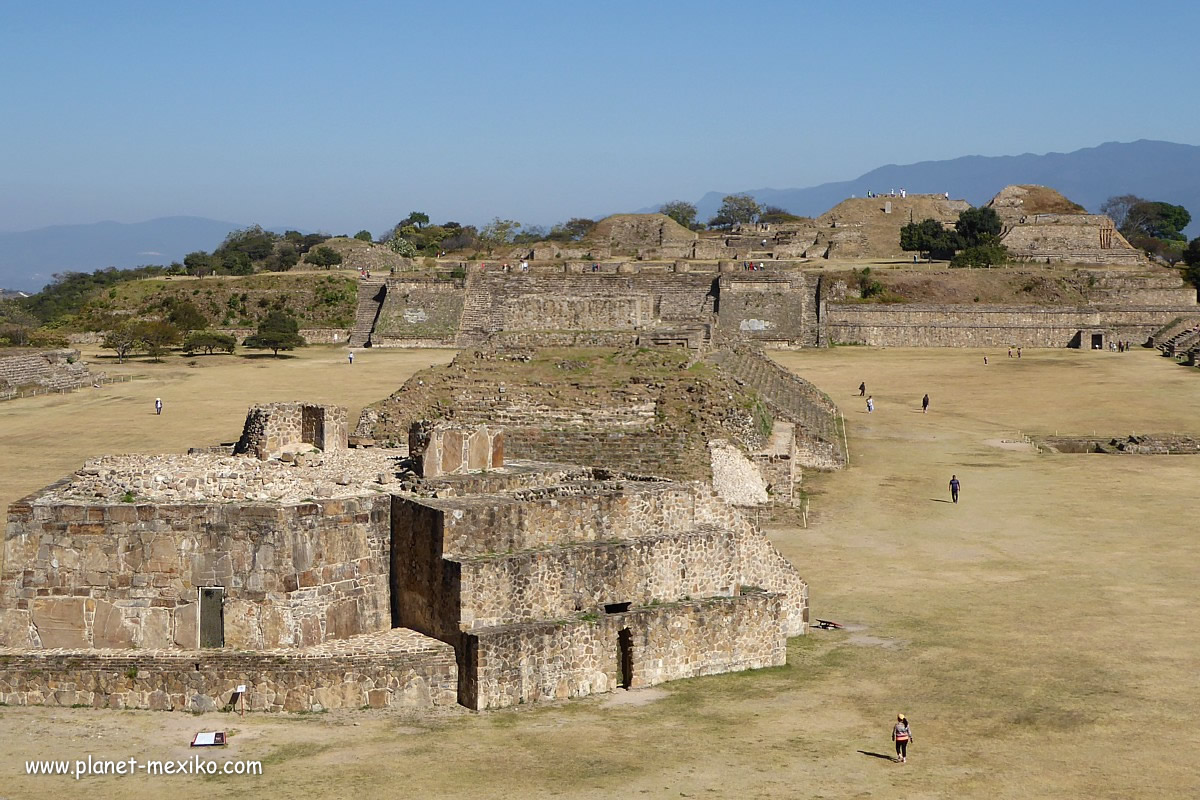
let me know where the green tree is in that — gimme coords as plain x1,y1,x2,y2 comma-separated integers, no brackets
479,218,520,255
182,331,237,355
1124,201,1191,242
102,321,143,363
659,201,698,229
759,205,805,224
387,234,419,258
547,218,595,242
304,246,344,267
900,219,960,260
166,299,208,332
353,230,373,242
243,310,306,357
954,207,1003,246
403,211,430,230
132,320,181,362
951,242,1011,268
708,194,761,229
216,225,280,262
183,251,214,278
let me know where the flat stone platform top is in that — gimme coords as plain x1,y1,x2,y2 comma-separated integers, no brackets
0,627,452,661
38,448,406,506
400,459,669,499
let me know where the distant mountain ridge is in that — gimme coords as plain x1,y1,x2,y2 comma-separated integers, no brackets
660,140,1200,236
0,216,245,292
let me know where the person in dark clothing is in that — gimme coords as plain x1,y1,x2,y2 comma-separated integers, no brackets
921,393,929,414
949,475,960,504
859,382,866,397
892,714,912,763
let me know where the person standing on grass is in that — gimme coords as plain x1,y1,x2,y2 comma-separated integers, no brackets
348,351,354,365
892,714,912,763
866,395,874,413
921,393,929,414
949,474,960,504
154,397,162,416
859,381,866,397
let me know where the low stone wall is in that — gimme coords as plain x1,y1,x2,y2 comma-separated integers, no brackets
462,593,786,710
827,304,1199,347
0,493,391,651
0,630,458,711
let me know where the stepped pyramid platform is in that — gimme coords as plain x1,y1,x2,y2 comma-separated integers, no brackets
392,450,807,710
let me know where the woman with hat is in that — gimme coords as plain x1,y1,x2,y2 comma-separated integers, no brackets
892,714,912,762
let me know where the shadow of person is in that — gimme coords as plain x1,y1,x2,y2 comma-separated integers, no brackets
857,750,897,762
930,498,952,503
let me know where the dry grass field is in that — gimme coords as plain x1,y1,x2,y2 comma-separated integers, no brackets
2,345,1199,799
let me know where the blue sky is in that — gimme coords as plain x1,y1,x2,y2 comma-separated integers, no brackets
2,0,1197,235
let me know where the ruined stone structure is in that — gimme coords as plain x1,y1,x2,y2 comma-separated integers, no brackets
356,346,846,507
986,186,1143,265
0,403,808,712
392,457,807,709
0,348,101,400
234,402,348,460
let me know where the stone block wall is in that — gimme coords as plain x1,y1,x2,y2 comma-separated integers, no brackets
234,402,348,459
462,593,786,709
715,274,817,346
826,304,1199,347
408,422,504,478
0,493,391,651
0,630,457,711
372,279,465,346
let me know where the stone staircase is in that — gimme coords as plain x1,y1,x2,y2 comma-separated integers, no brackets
1163,327,1200,358
455,269,500,347
0,349,96,400
707,344,846,469
346,280,386,347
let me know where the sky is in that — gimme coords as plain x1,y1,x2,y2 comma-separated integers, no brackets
3,0,1198,236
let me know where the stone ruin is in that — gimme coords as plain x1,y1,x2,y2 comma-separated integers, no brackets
0,348,103,401
233,401,348,460
0,402,808,712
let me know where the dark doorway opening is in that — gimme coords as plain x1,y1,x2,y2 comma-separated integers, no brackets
199,587,224,648
1092,333,1104,350
604,601,631,614
617,628,633,690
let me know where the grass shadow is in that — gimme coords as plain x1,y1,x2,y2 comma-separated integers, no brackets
930,498,952,503
858,750,897,762
239,353,298,360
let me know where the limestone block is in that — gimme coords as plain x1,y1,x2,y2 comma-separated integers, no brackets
491,432,505,468
91,600,135,648
0,609,35,648
31,598,89,648
139,607,172,648
325,599,360,641
440,430,465,474
174,603,198,649
467,430,489,470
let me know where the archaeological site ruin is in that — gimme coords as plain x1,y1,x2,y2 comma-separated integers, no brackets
2,181,1197,716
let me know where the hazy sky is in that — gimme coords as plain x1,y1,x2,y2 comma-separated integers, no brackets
3,0,1198,235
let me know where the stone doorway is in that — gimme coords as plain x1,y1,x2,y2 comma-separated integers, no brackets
617,628,633,690
199,587,224,648
1091,333,1104,350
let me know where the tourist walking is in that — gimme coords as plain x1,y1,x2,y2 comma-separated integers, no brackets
154,397,162,416
348,351,354,365
949,474,960,504
921,393,929,414
859,382,866,397
866,395,874,413
892,714,912,763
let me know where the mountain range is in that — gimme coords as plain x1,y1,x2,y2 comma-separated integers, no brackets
662,140,1200,237
0,216,244,292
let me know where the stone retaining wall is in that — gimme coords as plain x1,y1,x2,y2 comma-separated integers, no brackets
827,304,1198,347
462,593,786,709
0,631,457,711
